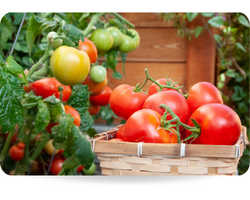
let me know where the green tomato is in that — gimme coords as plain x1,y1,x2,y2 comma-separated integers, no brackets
106,27,124,48
119,29,140,53
47,31,63,48
90,29,113,52
83,162,96,175
89,65,107,83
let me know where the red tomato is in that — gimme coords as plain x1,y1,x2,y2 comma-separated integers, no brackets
143,91,190,131
89,86,112,106
88,104,101,115
109,138,125,142
23,83,33,93
148,78,182,95
77,165,84,172
124,109,178,143
183,103,241,145
45,122,59,134
116,125,125,139
49,158,64,175
78,38,98,64
65,105,81,127
82,75,107,96
32,78,72,102
109,84,149,121
4,124,19,144
9,145,24,161
17,142,25,149
187,82,223,114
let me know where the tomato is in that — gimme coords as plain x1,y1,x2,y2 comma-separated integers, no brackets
106,27,123,48
77,165,84,173
109,84,148,120
89,86,112,106
48,31,63,48
89,65,107,83
82,75,107,96
50,46,90,86
187,82,223,114
49,158,64,175
45,122,59,134
143,91,190,131
90,29,113,52
32,78,72,102
123,109,178,143
64,105,81,127
116,125,125,139
83,162,96,175
23,70,32,92
4,124,19,144
183,103,241,145
17,142,25,149
109,138,124,142
9,144,25,161
88,104,101,116
119,29,140,53
148,78,182,95
44,139,59,156
78,38,98,63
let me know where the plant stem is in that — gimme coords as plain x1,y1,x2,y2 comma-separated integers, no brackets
83,13,104,37
22,102,39,108
54,36,75,47
24,125,34,164
110,13,135,28
0,128,15,163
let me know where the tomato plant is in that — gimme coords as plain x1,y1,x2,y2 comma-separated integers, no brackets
50,46,90,86
187,82,223,114
183,103,242,145
49,158,64,175
78,38,98,64
90,29,113,52
9,142,25,161
64,105,81,127
83,162,96,175
89,65,107,83
109,84,148,120
82,75,108,96
106,27,124,48
89,86,112,106
124,109,178,143
32,78,72,102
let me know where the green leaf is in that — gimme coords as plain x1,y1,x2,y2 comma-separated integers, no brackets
238,14,250,28
119,51,127,75
61,20,84,45
235,42,246,52
112,71,123,79
231,86,247,101
80,110,94,132
26,14,45,54
6,56,28,85
186,13,198,22
201,13,214,18
35,100,50,133
0,15,14,50
238,102,248,114
0,54,5,65
67,84,90,116
214,34,221,43
70,126,95,169
195,26,202,38
79,13,90,22
86,128,98,138
225,69,236,78
61,153,80,170
104,49,119,71
0,71,24,133
208,16,224,28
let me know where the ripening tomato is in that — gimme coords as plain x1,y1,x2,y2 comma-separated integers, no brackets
109,84,149,121
90,29,113,52
89,65,107,83
143,91,190,131
64,105,81,127
45,122,59,134
116,125,125,139
23,70,33,92
123,109,178,143
82,75,107,96
106,27,124,48
32,78,71,102
9,143,25,161
183,103,241,145
88,104,101,116
109,138,125,142
50,46,90,86
83,162,96,175
89,86,112,106
49,158,64,175
119,29,140,53
77,165,84,173
44,139,59,156
187,82,223,114
148,78,182,95
78,38,98,63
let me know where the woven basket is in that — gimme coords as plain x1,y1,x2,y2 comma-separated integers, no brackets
92,125,249,176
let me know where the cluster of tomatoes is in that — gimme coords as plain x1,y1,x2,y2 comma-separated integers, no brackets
109,77,242,146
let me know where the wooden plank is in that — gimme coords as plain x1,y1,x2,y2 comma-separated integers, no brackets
107,62,187,93
119,13,174,28
178,166,208,175
186,14,217,89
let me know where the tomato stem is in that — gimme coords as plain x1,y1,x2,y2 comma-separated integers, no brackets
110,13,135,28
54,36,75,47
0,128,15,164
83,13,104,37
22,102,39,108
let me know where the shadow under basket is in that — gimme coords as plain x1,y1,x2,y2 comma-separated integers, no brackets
91,125,249,176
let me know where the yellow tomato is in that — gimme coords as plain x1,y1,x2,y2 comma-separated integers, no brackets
50,46,90,86
44,139,59,156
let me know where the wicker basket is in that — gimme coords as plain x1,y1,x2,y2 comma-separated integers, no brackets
92,125,249,176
